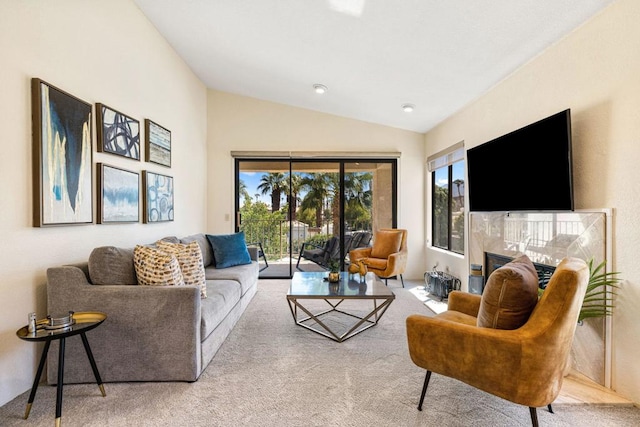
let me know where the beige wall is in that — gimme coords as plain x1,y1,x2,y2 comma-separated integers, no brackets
207,90,425,279
0,0,208,406
6,0,636,410
424,0,640,403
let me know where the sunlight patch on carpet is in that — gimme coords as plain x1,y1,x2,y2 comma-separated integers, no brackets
408,286,448,314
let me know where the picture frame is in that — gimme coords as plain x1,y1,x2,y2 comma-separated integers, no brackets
142,171,174,223
96,103,140,160
97,163,140,224
32,78,93,227
145,119,171,167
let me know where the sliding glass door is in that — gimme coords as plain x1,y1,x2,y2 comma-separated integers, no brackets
236,158,396,279
236,159,291,278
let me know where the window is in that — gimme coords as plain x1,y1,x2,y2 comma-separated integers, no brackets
428,143,464,254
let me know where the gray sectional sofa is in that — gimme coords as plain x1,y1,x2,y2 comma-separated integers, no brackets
45,233,259,384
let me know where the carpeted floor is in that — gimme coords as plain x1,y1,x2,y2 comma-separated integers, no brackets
1,279,638,426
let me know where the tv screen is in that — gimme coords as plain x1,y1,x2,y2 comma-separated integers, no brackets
467,109,574,212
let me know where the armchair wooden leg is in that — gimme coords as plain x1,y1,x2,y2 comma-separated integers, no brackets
547,404,553,413
418,370,432,411
400,274,404,288
529,407,539,427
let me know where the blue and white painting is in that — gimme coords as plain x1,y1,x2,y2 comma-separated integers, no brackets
146,119,171,167
100,164,139,223
144,171,174,223
98,104,140,160
36,80,93,226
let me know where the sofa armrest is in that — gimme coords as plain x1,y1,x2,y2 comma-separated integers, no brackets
379,250,407,277
349,247,372,262
247,246,259,262
46,265,202,383
406,314,525,399
447,291,481,317
406,311,568,407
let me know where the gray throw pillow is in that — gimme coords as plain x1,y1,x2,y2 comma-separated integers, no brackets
88,246,137,285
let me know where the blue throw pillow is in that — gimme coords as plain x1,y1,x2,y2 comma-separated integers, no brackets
206,232,251,269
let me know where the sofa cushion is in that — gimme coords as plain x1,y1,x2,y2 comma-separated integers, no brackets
477,254,539,330
88,246,137,285
133,245,185,287
204,261,259,295
157,240,207,299
180,233,214,267
370,230,403,259
200,280,242,340
206,232,251,269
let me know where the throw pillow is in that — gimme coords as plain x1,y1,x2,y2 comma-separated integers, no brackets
370,230,403,259
133,245,185,287
206,232,251,269
477,254,539,330
88,246,137,285
157,240,207,299
180,234,214,267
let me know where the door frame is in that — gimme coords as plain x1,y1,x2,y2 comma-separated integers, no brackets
234,156,398,279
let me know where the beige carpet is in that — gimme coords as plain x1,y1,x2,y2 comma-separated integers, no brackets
1,280,638,426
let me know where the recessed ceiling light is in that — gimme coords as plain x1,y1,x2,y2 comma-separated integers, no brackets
401,103,415,113
313,84,328,94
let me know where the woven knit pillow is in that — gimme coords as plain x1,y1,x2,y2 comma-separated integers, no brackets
157,240,207,299
133,245,185,287
477,254,539,330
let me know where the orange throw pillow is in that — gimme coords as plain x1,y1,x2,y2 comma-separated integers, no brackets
370,230,403,259
477,254,539,330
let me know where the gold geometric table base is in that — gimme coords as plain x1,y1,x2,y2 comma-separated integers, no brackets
287,296,394,342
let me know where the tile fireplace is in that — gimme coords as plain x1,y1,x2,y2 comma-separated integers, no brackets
469,210,612,387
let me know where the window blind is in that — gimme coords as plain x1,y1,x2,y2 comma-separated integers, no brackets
231,150,401,159
426,141,464,172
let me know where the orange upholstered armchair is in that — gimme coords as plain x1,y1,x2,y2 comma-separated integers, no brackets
349,228,407,287
406,256,589,426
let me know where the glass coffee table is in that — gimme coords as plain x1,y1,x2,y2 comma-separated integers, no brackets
287,271,395,342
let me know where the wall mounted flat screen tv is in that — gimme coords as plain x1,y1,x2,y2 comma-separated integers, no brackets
467,109,574,212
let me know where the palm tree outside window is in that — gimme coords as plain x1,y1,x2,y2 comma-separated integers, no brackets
429,143,465,255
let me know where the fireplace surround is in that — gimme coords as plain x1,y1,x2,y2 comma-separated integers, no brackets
469,210,612,387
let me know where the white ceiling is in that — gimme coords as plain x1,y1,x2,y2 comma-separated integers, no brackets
133,0,615,133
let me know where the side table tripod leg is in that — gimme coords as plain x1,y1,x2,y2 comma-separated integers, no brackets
80,332,106,396
55,337,65,427
24,339,51,419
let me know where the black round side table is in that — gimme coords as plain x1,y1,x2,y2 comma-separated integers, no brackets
16,311,107,427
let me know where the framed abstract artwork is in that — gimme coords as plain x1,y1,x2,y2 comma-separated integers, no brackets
97,163,139,224
96,103,140,160
145,119,171,167
142,171,174,223
32,78,93,227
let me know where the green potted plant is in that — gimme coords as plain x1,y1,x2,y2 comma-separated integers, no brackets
579,258,622,323
539,258,622,321
567,258,622,377
328,259,341,283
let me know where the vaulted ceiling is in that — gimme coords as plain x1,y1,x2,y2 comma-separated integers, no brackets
133,0,615,133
